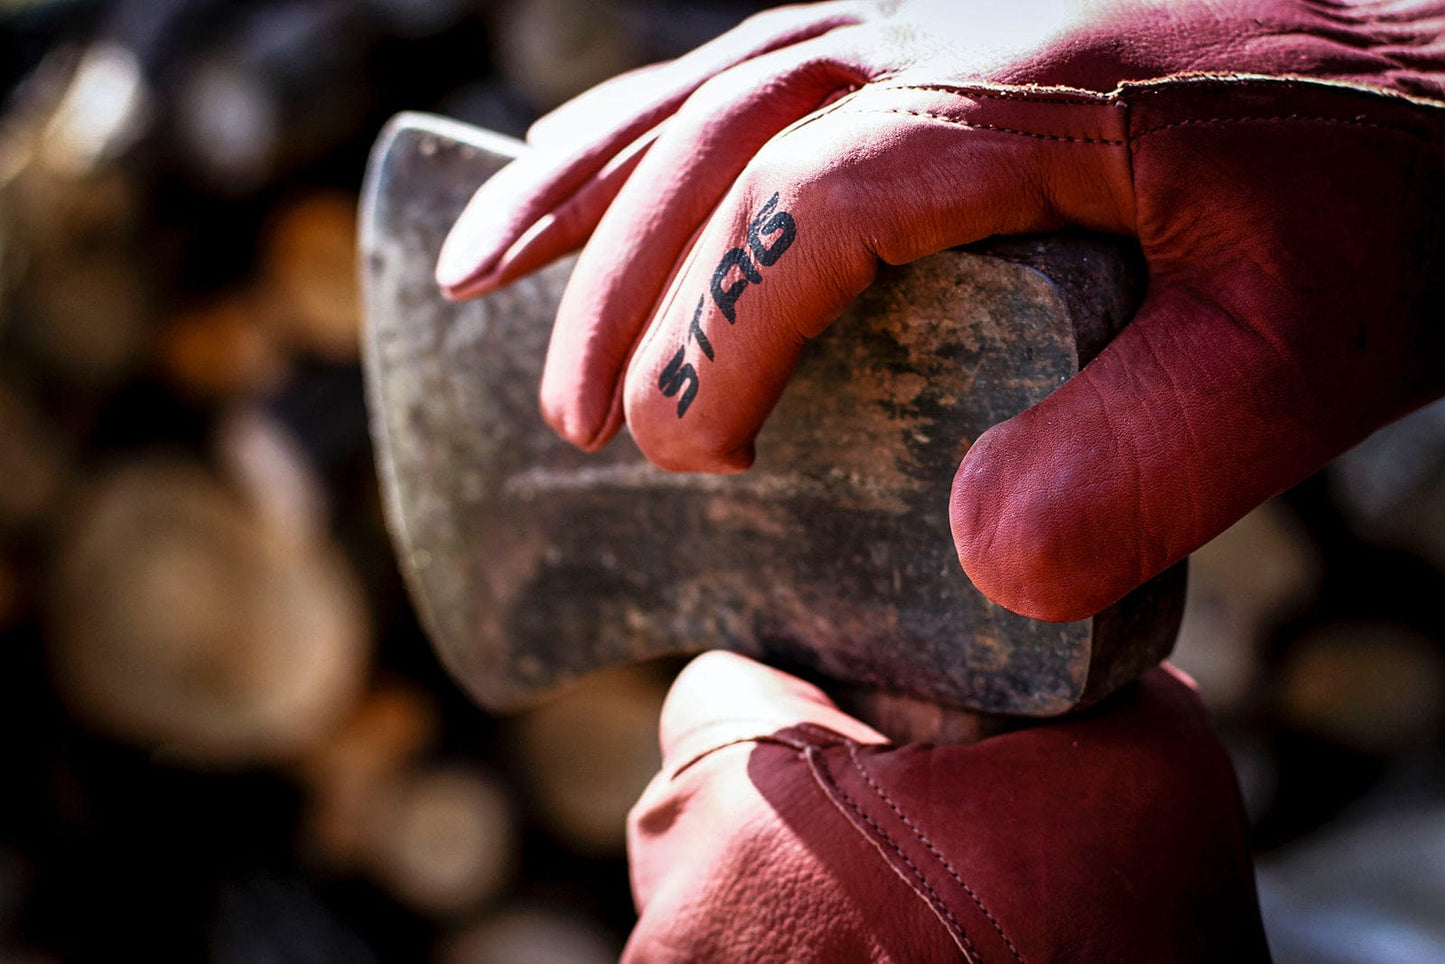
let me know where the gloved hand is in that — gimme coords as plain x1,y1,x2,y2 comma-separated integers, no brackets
622,651,1269,962
436,0,1445,621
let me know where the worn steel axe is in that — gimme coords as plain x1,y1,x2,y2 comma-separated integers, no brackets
360,112,1183,733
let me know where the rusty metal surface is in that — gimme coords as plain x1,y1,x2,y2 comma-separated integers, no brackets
361,112,1182,718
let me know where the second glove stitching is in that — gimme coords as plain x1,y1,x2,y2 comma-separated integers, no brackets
802,742,983,963
843,741,1026,964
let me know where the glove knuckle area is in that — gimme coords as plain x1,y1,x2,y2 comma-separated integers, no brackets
666,3,873,128
682,41,864,124
850,80,1132,241
761,112,890,216
734,0,871,38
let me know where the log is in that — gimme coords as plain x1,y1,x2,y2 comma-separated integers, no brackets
492,0,642,110
257,192,362,362
442,904,618,964
214,406,328,545
160,297,287,398
358,765,515,918
1276,620,1445,753
48,459,370,766
1330,396,1445,574
0,383,68,534
297,683,439,865
1170,500,1320,713
508,663,667,855
1,72,152,390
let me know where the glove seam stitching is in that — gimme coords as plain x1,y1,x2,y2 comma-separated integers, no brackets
881,82,1115,108
1131,112,1434,142
803,745,983,963
829,106,1126,145
843,742,1027,964
1118,73,1445,111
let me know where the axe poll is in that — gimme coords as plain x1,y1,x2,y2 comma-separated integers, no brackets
359,112,1184,742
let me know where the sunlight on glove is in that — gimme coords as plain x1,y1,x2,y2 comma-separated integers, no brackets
618,652,1270,962
438,0,1445,621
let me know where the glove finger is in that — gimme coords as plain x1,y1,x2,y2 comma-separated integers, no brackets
436,124,657,297
657,652,888,776
621,99,1130,472
950,82,1445,623
456,125,658,296
949,283,1397,622
436,1,870,296
525,0,872,150
539,36,873,450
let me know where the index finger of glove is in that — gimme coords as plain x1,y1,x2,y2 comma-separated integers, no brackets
621,95,1131,472
538,34,873,450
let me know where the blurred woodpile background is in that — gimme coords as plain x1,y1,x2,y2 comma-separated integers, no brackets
0,1,1442,961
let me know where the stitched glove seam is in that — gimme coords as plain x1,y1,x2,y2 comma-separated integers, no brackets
1132,112,1435,140
881,83,1117,108
828,106,1126,145
1119,72,1445,110
803,743,982,962
843,743,1026,964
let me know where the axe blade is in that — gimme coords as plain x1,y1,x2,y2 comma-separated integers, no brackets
360,112,1182,718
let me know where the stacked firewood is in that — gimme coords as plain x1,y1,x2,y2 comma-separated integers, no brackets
0,1,725,958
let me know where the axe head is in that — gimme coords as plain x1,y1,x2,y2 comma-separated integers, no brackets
360,112,1183,719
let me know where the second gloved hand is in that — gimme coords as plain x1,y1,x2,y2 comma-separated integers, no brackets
621,652,1270,962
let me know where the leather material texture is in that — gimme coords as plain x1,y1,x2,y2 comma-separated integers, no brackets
437,0,1445,621
623,652,1270,962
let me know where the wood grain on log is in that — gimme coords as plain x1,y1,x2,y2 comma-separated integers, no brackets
359,765,514,917
442,904,618,964
48,460,370,765
297,683,439,864
0,383,68,533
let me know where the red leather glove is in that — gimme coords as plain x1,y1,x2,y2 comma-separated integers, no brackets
438,0,1445,621
622,652,1268,962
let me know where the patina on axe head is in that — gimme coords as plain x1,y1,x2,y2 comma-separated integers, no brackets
360,112,1184,719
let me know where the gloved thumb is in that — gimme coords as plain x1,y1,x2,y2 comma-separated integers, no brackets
951,85,1444,623
950,281,1427,622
